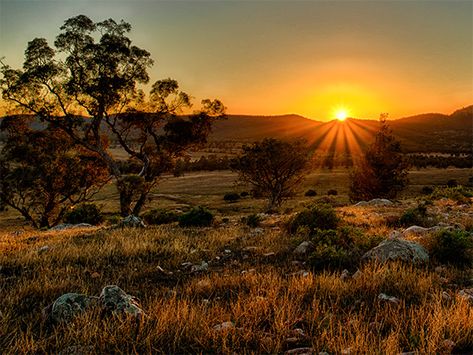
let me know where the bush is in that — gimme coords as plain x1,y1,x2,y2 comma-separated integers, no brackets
309,244,352,270
305,189,317,197
178,206,214,227
430,186,473,204
223,193,240,202
287,203,338,234
327,189,338,196
64,203,103,225
421,186,434,195
141,209,179,225
431,229,473,266
243,213,262,228
399,203,434,227
447,179,458,188
240,191,249,197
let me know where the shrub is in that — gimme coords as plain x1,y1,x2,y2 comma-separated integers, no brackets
327,189,338,196
430,186,473,204
305,189,317,197
287,203,338,234
421,186,434,195
399,204,434,227
447,179,458,188
223,193,240,202
244,213,262,228
240,191,249,197
178,206,214,227
309,244,352,270
431,229,473,266
64,203,103,225
141,209,179,225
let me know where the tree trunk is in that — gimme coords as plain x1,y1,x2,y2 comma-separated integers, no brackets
132,192,148,216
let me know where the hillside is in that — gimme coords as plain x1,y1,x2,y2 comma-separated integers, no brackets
209,106,473,153
1,106,471,153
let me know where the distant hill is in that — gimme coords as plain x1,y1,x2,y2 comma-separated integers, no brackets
1,105,471,153
209,106,473,153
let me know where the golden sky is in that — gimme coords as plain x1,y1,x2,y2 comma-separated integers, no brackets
1,1,471,120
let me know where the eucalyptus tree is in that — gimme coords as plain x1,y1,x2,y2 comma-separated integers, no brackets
0,15,225,216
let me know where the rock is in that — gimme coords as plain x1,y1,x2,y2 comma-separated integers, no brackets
38,245,51,253
191,261,209,273
352,270,362,279
90,272,100,279
213,321,234,331
340,269,350,281
293,241,315,255
243,246,259,252
284,348,314,355
47,293,97,323
263,252,276,257
440,339,456,352
378,293,401,305
119,215,146,228
49,223,93,231
458,288,473,302
100,285,144,319
402,225,432,235
362,238,429,265
355,198,393,207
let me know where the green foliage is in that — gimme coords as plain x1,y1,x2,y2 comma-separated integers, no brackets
307,227,372,270
231,138,310,210
64,203,103,225
223,193,240,202
141,209,179,225
431,229,473,266
399,203,435,227
287,203,338,235
243,214,262,228
429,186,473,204
349,116,409,201
178,206,214,227
305,189,317,197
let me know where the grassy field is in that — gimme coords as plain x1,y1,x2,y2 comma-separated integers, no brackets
1,168,473,354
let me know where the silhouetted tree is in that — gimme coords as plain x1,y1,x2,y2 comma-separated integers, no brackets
0,117,109,228
231,138,310,211
0,15,225,216
349,114,409,201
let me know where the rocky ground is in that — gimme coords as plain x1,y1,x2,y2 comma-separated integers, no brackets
1,192,473,354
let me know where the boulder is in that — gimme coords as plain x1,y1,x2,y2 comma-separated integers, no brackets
355,199,393,207
100,285,144,318
119,215,146,228
293,241,315,255
402,225,432,235
362,238,429,264
47,293,97,323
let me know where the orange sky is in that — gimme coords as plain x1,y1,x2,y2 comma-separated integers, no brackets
1,1,471,120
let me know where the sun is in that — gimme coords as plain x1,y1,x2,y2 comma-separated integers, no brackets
335,108,348,121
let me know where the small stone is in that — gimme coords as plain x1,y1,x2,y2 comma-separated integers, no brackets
293,241,315,255
458,288,473,302
46,293,97,324
340,269,350,281
119,215,146,228
352,270,362,279
213,321,234,331
440,339,456,351
91,272,100,279
263,252,275,257
49,223,93,231
191,261,209,273
38,245,51,253
100,285,144,319
378,293,401,305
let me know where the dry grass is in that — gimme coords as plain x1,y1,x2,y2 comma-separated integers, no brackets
2,211,473,354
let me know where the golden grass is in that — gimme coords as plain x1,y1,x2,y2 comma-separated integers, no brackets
2,216,473,354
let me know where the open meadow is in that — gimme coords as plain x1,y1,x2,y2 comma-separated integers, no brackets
1,167,473,354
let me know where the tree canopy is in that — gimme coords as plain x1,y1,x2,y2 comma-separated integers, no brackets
0,15,225,216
